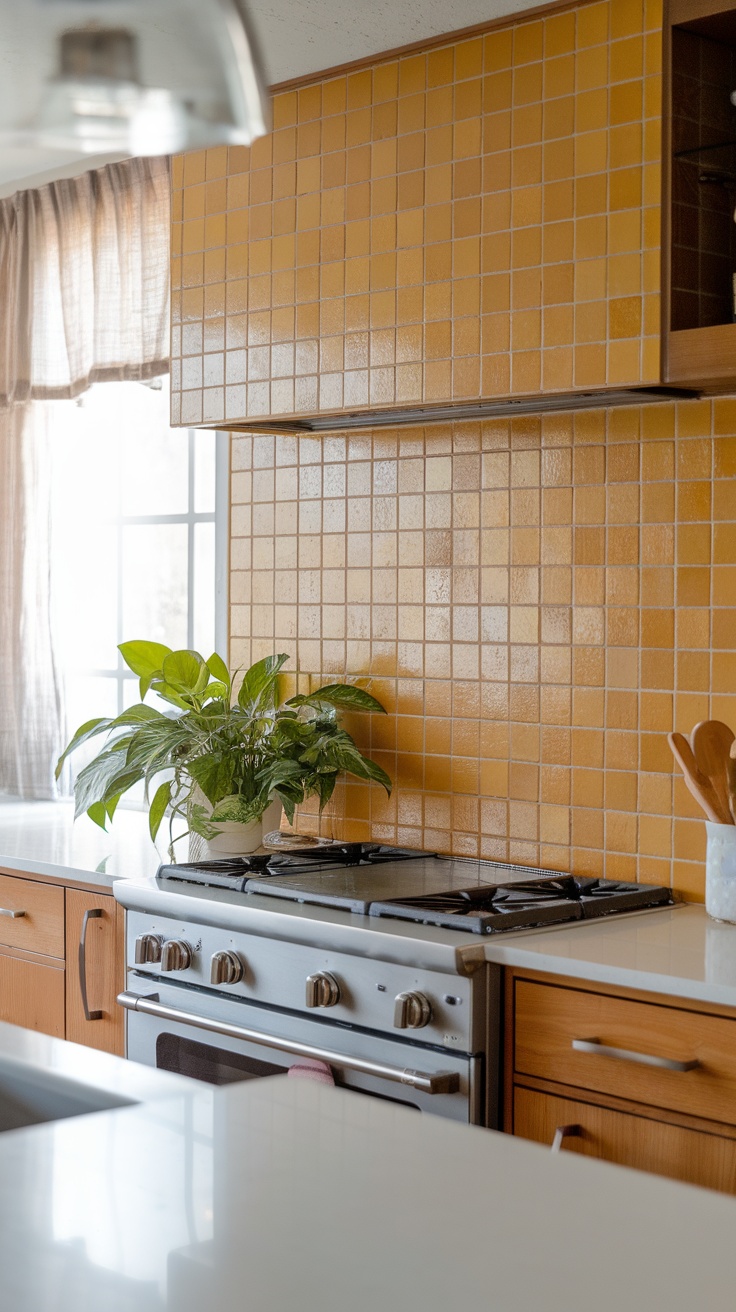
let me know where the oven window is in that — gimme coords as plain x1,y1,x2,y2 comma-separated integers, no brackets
156,1033,283,1085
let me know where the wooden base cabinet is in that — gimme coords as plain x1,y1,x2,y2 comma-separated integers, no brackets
0,867,125,1055
505,969,736,1196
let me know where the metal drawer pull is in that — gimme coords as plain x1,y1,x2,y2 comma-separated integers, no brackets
572,1037,699,1073
0,908,25,918
117,991,461,1095
79,909,104,1022
551,1123,582,1153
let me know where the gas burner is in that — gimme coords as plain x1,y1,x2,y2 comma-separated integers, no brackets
155,843,438,893
369,874,673,934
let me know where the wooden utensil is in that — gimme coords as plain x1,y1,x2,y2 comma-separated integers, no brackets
668,731,732,824
690,720,735,826
729,740,736,824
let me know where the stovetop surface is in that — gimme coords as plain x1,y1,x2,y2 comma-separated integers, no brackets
243,856,571,915
155,843,673,933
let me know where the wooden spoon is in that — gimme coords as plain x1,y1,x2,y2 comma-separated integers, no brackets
729,740,736,823
690,721,735,826
668,731,732,824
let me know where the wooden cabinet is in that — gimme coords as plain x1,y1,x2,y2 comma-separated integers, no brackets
664,1,736,389
0,869,125,1054
506,968,736,1196
65,889,125,1056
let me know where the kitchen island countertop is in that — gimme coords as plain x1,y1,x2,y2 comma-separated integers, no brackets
2,1071,735,1312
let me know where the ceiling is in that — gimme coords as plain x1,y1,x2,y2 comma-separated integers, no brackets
249,0,540,86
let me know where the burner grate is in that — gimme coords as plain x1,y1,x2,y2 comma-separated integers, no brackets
369,875,673,934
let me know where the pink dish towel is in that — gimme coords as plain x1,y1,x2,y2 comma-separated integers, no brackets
287,1059,335,1086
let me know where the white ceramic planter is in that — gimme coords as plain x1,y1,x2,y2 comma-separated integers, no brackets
204,819,264,857
201,796,284,860
705,821,736,923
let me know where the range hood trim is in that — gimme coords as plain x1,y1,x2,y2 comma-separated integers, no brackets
210,387,699,434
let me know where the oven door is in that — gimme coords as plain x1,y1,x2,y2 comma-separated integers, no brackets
120,977,482,1123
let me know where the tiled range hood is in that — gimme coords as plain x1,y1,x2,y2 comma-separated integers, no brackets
171,4,689,436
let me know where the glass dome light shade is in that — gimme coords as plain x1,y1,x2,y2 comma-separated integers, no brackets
0,0,270,189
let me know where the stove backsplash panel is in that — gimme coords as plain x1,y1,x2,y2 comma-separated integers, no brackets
229,397,736,903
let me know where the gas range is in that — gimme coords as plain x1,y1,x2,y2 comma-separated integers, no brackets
114,841,674,1130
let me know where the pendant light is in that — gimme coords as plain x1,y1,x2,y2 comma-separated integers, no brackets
0,0,269,190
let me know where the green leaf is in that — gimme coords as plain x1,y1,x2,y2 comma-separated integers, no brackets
162,650,207,695
119,640,171,698
86,801,109,830
73,747,131,818
111,704,167,727
55,717,113,780
209,794,265,825
105,793,122,822
149,780,172,841
237,653,289,715
202,681,229,703
148,680,193,712
206,652,231,691
187,754,236,806
288,684,387,714
335,747,392,794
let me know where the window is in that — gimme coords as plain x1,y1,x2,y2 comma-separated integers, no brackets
51,377,228,791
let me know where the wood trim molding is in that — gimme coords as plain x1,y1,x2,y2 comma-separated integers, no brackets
269,0,592,93
667,325,736,388
669,0,736,24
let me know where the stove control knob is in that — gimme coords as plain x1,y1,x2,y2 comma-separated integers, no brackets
394,992,432,1030
160,939,193,972
305,972,340,1008
210,950,244,986
134,933,163,965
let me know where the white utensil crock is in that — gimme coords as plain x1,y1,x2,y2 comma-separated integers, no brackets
705,821,736,924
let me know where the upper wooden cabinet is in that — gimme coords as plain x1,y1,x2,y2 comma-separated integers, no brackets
170,0,664,430
664,0,736,388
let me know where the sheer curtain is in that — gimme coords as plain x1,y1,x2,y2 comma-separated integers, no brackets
0,157,170,798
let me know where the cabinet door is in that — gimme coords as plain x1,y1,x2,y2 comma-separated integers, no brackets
514,1086,736,1195
0,949,64,1037
65,890,124,1055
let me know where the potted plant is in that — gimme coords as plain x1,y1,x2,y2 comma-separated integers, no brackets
56,643,392,856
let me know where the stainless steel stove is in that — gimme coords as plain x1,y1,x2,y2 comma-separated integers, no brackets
114,843,673,1128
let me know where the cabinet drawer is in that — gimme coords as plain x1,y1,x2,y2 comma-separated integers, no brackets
0,875,64,959
514,1085,736,1195
0,950,65,1038
514,979,736,1127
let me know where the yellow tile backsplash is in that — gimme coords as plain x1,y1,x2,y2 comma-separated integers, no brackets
230,397,736,902
171,0,663,428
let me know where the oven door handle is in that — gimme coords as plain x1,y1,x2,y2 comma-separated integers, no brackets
117,991,461,1095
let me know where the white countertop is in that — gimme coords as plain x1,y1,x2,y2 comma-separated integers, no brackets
483,903,736,1009
1,1073,734,1312
0,800,168,888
